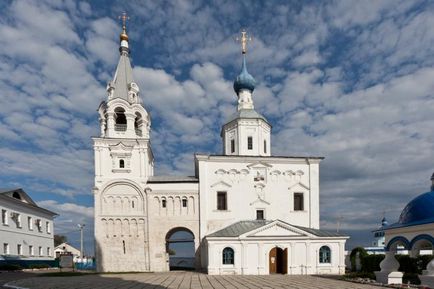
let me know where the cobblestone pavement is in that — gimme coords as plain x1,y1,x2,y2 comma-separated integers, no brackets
4,271,382,289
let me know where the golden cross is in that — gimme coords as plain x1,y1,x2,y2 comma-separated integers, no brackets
235,29,252,54
118,12,129,32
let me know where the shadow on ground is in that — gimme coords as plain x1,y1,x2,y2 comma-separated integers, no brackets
3,271,188,289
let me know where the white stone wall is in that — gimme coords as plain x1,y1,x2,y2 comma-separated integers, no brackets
196,155,321,241
0,200,54,260
146,182,200,272
93,138,153,186
222,119,271,156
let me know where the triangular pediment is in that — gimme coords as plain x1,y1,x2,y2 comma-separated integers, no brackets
249,198,270,206
210,181,232,189
246,161,273,168
288,182,310,191
243,220,315,238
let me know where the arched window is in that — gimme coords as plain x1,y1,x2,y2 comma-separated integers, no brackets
182,199,188,208
319,246,331,263
222,247,234,265
119,159,125,168
114,107,127,131
131,201,135,208
134,112,143,136
162,199,167,208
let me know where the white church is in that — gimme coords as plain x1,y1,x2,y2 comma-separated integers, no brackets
93,19,348,275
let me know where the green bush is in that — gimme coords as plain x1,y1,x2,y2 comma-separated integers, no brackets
361,254,384,272
0,264,23,271
349,247,368,271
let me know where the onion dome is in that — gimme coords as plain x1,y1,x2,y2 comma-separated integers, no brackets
398,173,434,225
381,217,388,227
233,56,256,94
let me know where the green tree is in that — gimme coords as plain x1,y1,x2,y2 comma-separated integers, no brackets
54,235,67,247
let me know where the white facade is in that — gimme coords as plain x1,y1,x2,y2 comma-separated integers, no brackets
54,242,81,262
94,27,348,274
0,189,56,262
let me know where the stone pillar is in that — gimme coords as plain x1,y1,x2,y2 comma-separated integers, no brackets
419,258,434,288
126,113,135,137
374,251,403,284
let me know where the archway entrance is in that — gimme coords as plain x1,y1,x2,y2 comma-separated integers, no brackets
165,227,195,270
269,247,287,274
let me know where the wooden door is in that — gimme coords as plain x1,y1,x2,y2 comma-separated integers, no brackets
269,247,277,274
282,248,288,274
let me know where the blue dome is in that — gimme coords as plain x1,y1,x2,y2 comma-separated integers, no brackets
233,56,256,94
398,190,434,225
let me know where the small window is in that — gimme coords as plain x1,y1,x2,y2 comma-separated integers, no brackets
17,244,22,255
319,246,331,263
119,159,125,168
29,245,33,256
28,217,33,230
122,240,126,254
217,192,227,210
46,221,50,234
1,209,7,225
39,246,43,256
3,243,9,255
162,199,167,208
182,199,188,207
264,140,267,153
222,247,234,265
36,219,42,232
47,247,51,256
132,201,135,208
256,209,265,220
294,193,304,211
247,136,253,150
15,213,22,228
230,139,235,153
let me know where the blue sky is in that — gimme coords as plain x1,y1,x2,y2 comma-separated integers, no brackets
1,0,434,254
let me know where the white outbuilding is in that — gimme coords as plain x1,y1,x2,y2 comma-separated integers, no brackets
0,188,57,265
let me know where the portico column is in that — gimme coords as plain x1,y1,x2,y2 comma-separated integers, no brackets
241,243,248,274
258,243,264,274
419,257,434,287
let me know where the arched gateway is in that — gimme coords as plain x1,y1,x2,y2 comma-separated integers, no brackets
166,227,195,270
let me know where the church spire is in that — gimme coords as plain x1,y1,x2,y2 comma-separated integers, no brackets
106,12,138,104
233,29,256,110
119,12,130,54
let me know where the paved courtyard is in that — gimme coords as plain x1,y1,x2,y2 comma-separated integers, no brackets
3,271,383,289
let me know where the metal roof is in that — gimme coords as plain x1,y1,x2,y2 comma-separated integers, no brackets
0,188,57,216
147,176,198,183
224,109,268,125
111,51,134,101
208,220,271,237
207,220,346,238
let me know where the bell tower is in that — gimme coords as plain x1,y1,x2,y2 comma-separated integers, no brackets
94,13,154,184
93,14,153,272
221,29,271,156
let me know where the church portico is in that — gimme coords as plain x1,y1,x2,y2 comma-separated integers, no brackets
205,220,347,275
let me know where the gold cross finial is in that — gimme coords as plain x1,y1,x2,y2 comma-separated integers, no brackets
119,12,129,33
236,29,252,54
